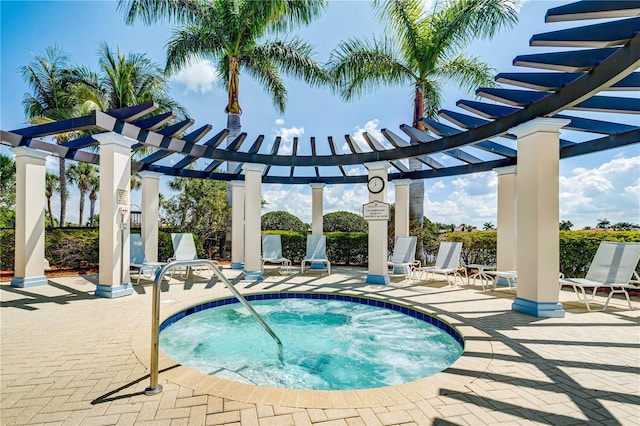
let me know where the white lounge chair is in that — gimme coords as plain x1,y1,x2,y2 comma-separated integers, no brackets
301,235,331,275
559,241,640,311
130,234,166,285
261,234,292,274
417,241,464,286
387,236,418,279
170,233,220,278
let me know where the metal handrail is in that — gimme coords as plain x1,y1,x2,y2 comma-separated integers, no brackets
145,259,282,396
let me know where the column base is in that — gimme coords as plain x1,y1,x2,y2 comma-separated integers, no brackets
366,274,390,285
230,262,245,270
95,283,134,298
11,275,48,288
512,297,565,318
243,270,264,280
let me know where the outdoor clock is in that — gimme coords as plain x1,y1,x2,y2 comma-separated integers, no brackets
367,176,385,194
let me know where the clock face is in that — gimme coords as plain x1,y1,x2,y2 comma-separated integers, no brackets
367,176,385,194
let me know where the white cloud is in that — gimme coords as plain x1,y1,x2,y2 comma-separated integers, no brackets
271,119,304,155
559,155,640,228
170,58,219,94
341,119,383,153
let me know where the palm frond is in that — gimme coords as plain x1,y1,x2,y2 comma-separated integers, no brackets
250,38,330,88
117,0,205,25
242,57,287,114
328,37,413,101
435,54,496,93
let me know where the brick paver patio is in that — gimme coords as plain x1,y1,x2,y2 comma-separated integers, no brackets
2,267,638,425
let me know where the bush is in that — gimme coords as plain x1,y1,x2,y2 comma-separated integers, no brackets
261,211,308,233
326,232,368,265
323,211,367,233
445,231,497,266
45,228,99,268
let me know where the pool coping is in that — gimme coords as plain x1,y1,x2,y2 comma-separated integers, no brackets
131,288,493,409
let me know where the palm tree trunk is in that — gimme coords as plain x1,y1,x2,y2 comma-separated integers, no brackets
59,158,67,227
78,189,85,226
89,192,96,227
47,196,55,226
410,85,425,227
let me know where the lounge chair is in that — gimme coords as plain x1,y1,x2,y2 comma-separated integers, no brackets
559,241,640,311
130,234,166,285
485,270,518,291
261,234,292,274
387,236,418,279
170,233,220,278
301,235,331,275
417,241,464,286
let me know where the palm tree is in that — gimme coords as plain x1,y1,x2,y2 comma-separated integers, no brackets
118,0,329,166
45,172,60,226
596,218,610,229
483,222,495,231
0,153,16,208
87,174,100,227
67,161,98,226
21,46,83,227
329,0,519,226
559,220,573,231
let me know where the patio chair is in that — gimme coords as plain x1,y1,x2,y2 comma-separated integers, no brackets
170,233,220,278
417,241,464,286
559,241,640,311
261,234,292,274
130,234,166,285
387,236,418,279
301,235,331,275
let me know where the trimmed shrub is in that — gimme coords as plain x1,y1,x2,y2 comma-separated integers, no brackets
45,228,99,268
445,231,497,266
262,211,308,233
323,211,367,233
326,232,367,265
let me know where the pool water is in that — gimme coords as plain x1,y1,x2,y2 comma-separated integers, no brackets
159,298,463,390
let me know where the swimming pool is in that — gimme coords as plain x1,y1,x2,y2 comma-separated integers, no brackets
159,293,463,390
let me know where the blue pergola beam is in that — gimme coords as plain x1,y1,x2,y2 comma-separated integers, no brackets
132,111,175,131
556,114,639,134
495,72,640,91
546,1,640,22
419,118,517,158
513,48,618,72
476,88,549,106
456,100,519,119
382,128,444,169
570,95,640,114
531,18,640,48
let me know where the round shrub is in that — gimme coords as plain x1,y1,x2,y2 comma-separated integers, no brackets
323,211,367,233
261,211,308,233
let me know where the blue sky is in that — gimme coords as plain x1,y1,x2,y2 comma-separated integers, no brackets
1,0,638,229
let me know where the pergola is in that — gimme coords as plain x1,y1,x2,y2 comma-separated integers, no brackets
2,1,639,317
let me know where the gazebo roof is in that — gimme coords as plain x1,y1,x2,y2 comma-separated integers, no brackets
2,0,639,185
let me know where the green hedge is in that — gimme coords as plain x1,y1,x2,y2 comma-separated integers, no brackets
262,231,368,265
1,228,638,277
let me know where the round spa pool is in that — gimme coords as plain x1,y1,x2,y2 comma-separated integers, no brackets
159,293,463,390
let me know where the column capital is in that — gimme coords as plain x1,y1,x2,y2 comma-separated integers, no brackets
364,161,389,172
93,132,136,150
310,182,326,189
242,163,265,173
10,146,49,162
510,118,571,139
393,179,412,187
493,165,517,176
231,180,245,188
139,170,161,180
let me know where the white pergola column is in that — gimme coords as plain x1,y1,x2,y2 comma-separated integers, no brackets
393,179,411,238
243,164,264,280
230,181,245,270
494,166,517,271
140,171,160,262
94,133,135,298
310,183,325,235
365,162,390,285
10,147,48,288
511,118,570,318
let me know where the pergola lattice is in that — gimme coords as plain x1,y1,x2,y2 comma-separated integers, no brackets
2,1,639,185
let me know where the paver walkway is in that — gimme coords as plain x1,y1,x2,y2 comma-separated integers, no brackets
1,267,639,425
